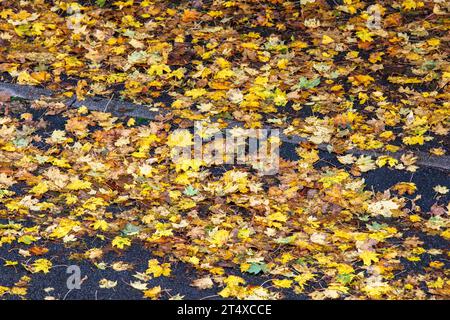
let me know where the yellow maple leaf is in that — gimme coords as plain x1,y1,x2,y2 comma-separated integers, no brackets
356,29,373,42
272,279,293,288
403,135,424,145
277,58,289,69
273,88,288,106
49,219,79,239
32,259,52,273
185,88,207,99
30,182,49,196
145,259,171,277
427,38,440,46
392,182,417,195
10,287,27,296
215,69,234,80
441,229,450,240
359,251,379,266
127,118,135,126
148,64,171,76
92,220,109,231
143,286,161,299
167,129,193,148
322,35,334,44
362,279,391,298
170,68,185,80
376,156,398,167
241,42,259,50
429,261,444,269
65,194,78,205
409,214,421,222
0,286,9,296
219,275,246,298
31,22,46,35
402,0,424,10
66,179,92,190
385,144,400,153
4,260,18,267
112,236,131,249
430,148,445,156
427,277,444,289
17,71,40,85
319,171,350,188
350,74,375,86
175,158,203,172
208,229,229,247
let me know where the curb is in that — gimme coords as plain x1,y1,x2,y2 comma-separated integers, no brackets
1,82,449,172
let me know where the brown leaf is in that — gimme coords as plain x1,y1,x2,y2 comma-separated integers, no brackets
191,277,214,290
30,246,49,256
168,43,195,66
0,90,11,102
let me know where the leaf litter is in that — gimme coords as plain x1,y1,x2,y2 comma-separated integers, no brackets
0,0,449,300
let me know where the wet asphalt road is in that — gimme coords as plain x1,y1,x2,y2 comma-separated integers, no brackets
0,143,448,300
0,102,448,300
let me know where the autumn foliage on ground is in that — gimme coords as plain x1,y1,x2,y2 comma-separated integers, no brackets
0,0,449,299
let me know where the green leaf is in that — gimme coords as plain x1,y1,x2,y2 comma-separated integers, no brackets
274,235,296,244
358,215,370,222
422,60,436,70
13,138,29,147
128,50,149,64
18,235,36,245
96,0,107,7
337,273,355,285
296,77,308,89
294,77,321,90
184,185,198,197
367,222,386,231
121,223,140,236
307,77,321,88
247,263,268,275
330,70,340,79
